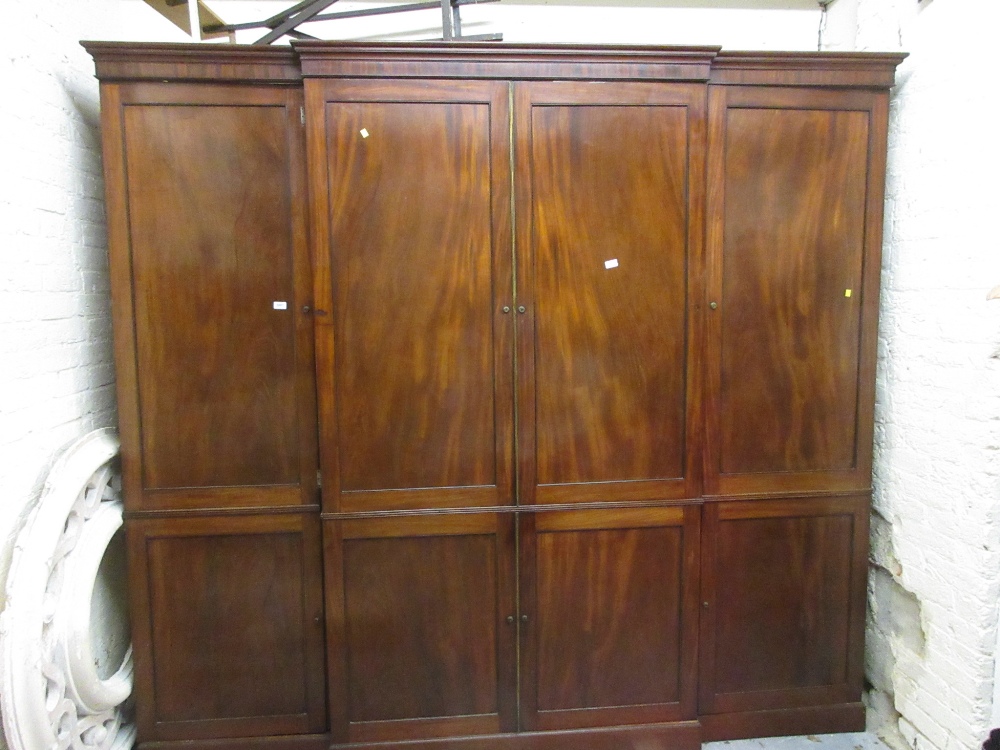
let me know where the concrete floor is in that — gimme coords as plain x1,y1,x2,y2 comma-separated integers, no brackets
705,732,890,750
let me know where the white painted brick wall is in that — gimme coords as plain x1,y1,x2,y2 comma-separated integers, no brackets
853,1,1000,749
0,3,183,748
0,0,117,603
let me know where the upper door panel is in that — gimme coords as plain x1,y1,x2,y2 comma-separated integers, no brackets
705,86,889,496
308,80,513,513
514,81,705,506
108,83,316,511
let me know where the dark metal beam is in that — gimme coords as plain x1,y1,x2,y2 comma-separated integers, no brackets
313,1,442,23
208,1,437,32
207,0,320,33
286,29,321,40
263,0,317,27
203,0,502,43
254,0,341,44
443,32,501,40
310,0,497,22
205,19,268,32
440,0,454,39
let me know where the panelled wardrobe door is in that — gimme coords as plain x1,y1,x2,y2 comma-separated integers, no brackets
513,81,705,507
704,85,890,497
700,82,890,736
512,81,705,732
323,514,517,744
101,81,318,513
698,497,869,738
89,61,328,749
306,78,517,743
128,514,326,741
306,79,514,515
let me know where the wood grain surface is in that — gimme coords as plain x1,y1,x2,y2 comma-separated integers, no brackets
131,514,325,740
342,533,500,723
714,105,869,476
125,102,301,490
699,497,863,716
519,505,700,732
323,512,518,741
714,514,852,692
326,100,496,493
528,102,689,486
534,526,683,711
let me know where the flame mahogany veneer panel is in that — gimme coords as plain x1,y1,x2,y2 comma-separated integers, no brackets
343,533,500,722
529,104,689,485
533,525,684,710
125,103,301,490
699,497,869,718
129,514,326,741
717,108,869,476
326,100,497,494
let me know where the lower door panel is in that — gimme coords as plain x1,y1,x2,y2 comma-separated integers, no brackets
324,512,517,744
519,505,700,732
127,512,326,742
698,495,869,725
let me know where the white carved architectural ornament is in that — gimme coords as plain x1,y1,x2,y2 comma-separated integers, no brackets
1,429,136,750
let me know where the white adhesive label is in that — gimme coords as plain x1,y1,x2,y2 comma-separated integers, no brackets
604,258,619,270
273,301,288,310
360,128,370,138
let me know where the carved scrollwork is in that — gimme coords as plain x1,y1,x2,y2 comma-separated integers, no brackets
1,429,135,750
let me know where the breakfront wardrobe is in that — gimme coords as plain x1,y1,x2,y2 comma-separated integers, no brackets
84,41,904,750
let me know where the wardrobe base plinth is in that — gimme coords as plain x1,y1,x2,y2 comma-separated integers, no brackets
330,721,701,750
141,734,331,750
700,703,866,742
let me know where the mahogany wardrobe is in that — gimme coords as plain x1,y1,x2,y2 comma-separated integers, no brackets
83,40,904,750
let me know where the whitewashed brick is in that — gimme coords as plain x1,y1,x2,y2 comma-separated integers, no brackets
859,1,1000,749
0,15,143,750
898,705,950,750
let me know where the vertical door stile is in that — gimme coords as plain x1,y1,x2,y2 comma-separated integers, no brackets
703,84,728,498
511,81,538,730
304,77,341,518
287,86,321,513
512,81,537,513
506,79,525,735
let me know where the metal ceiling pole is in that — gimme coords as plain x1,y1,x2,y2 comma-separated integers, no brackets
440,0,454,39
199,0,503,43
187,0,202,40
254,0,341,44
